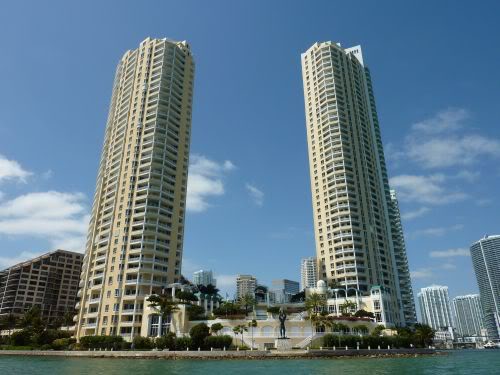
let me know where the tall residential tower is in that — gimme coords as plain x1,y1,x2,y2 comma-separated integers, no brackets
452,294,485,338
301,42,413,326
418,285,454,331
76,37,195,340
470,235,500,339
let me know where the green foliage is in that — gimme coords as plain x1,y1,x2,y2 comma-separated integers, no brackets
238,294,256,314
204,335,232,349
147,294,179,321
10,329,32,346
189,323,210,349
371,324,385,336
210,323,224,335
414,323,435,347
175,290,199,303
175,336,192,350
213,302,245,318
187,304,206,320
323,334,413,349
290,291,305,302
354,309,375,318
132,336,154,349
51,338,76,350
155,332,176,350
79,335,124,350
305,293,327,315
266,306,280,314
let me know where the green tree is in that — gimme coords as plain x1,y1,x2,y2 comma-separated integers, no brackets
19,306,45,334
248,319,257,349
371,324,385,337
233,324,248,347
414,323,435,347
189,323,210,349
354,309,375,318
339,300,357,316
210,323,224,335
147,294,179,336
239,293,256,315
0,313,18,337
175,290,199,304
305,293,327,342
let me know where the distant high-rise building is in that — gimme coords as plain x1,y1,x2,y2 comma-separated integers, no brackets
452,294,485,338
418,285,454,330
76,37,195,340
271,279,300,303
193,270,216,287
389,190,417,325
0,250,82,322
301,257,317,290
470,235,500,339
236,275,257,300
301,42,410,326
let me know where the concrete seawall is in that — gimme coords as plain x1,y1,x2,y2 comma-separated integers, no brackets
0,348,438,359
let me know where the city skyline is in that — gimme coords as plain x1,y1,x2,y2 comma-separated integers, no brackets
0,1,499,310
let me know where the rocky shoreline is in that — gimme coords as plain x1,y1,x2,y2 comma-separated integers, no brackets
0,348,439,359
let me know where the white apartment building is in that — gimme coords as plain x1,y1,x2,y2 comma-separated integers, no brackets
192,270,216,287
453,294,485,338
301,257,318,290
301,41,412,326
236,275,257,300
76,37,195,340
418,285,454,331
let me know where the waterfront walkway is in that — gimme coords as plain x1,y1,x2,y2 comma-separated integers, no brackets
0,348,437,359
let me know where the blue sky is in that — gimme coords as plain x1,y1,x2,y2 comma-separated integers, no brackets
0,1,499,305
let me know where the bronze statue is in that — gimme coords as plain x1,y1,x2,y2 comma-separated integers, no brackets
278,307,287,338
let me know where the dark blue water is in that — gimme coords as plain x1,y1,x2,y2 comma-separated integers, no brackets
0,350,499,374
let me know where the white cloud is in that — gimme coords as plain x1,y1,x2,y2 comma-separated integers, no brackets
454,170,480,182
186,155,235,213
476,198,492,207
408,224,463,239
245,183,264,206
0,250,44,269
390,174,467,205
0,191,89,251
410,268,434,279
407,135,500,169
411,108,468,134
429,248,469,258
42,169,54,180
0,154,32,183
401,207,430,220
389,108,500,169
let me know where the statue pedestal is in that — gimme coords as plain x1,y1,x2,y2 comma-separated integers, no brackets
275,338,292,352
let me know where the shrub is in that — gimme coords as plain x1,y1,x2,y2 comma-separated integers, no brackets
132,336,154,350
51,338,76,350
155,333,176,350
189,323,210,349
204,335,232,349
10,329,32,346
187,305,206,320
79,335,124,350
175,336,192,350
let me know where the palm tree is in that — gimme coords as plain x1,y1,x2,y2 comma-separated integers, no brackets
248,319,257,349
339,300,357,316
414,323,435,347
147,294,179,336
239,293,256,316
305,293,327,343
233,324,248,347
19,306,45,333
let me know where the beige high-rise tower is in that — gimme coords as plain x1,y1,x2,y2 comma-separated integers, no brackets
76,37,195,339
301,42,414,326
